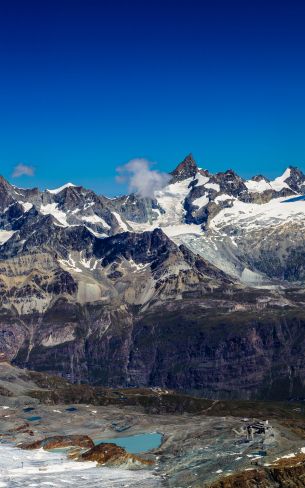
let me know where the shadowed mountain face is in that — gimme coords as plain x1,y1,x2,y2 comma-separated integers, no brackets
1,155,305,399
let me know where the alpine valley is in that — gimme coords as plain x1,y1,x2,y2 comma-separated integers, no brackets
1,154,305,401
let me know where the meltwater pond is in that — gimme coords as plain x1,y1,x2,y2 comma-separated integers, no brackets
95,432,162,453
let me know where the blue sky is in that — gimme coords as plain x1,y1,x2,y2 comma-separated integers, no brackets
1,0,305,195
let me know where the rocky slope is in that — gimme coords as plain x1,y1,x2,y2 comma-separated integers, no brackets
209,454,305,488
3,362,305,488
1,155,305,398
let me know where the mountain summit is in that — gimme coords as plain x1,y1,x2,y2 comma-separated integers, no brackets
170,153,198,182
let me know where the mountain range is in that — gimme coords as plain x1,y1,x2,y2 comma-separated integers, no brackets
1,154,305,400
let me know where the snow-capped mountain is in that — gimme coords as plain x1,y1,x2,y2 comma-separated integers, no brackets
1,153,305,314
112,155,305,284
2,154,305,400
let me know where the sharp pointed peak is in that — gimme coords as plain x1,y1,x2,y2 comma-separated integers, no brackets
0,175,12,187
170,153,198,182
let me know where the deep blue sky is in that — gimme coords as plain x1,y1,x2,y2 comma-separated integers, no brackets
1,0,305,195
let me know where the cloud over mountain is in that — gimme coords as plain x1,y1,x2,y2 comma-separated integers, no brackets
116,158,170,198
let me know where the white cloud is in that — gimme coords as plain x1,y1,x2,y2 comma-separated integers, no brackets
116,158,170,198
12,163,35,178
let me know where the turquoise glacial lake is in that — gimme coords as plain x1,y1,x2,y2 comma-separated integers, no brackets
95,432,162,453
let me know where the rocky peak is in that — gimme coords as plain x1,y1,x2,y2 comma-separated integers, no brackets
252,174,270,182
0,175,13,189
0,176,19,211
214,169,247,196
170,154,198,183
53,184,87,207
284,166,305,193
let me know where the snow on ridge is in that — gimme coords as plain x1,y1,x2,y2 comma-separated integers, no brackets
269,168,291,191
47,182,76,194
84,226,108,238
81,214,111,229
40,203,70,227
245,168,292,193
277,167,291,182
112,211,129,231
210,195,305,232
245,178,271,193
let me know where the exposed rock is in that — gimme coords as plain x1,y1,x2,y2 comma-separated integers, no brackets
75,442,154,468
0,384,13,396
209,453,305,488
19,434,94,450
170,153,199,183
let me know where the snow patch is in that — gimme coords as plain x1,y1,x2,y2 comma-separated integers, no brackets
112,211,129,231
84,226,108,239
215,193,235,203
245,169,292,193
195,173,210,186
40,203,70,227
0,230,16,245
154,177,193,226
192,194,209,208
245,178,272,193
58,254,82,273
18,201,33,212
162,223,202,237
205,182,220,192
81,214,110,228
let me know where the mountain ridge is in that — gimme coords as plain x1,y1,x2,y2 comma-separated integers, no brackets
1,155,305,398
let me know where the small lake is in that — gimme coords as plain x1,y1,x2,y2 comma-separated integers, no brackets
95,432,162,453
26,416,42,422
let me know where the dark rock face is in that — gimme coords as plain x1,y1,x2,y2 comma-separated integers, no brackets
285,166,305,193
170,154,199,182
10,300,305,400
94,228,175,267
111,194,163,224
214,169,248,198
125,307,305,400
0,315,27,362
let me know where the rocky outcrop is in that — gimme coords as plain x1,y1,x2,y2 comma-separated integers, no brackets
74,442,154,468
20,434,94,450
